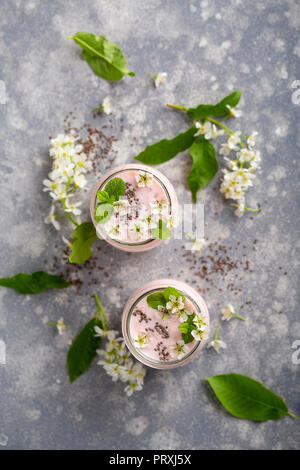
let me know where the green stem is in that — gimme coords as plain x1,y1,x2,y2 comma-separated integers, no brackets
166,103,188,112
207,117,233,135
245,206,261,213
214,328,218,341
233,313,246,321
287,411,297,419
94,294,109,329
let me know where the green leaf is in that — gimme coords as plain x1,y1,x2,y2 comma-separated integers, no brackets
178,313,196,343
187,135,219,203
94,203,114,224
71,32,135,81
67,317,102,383
105,177,126,201
151,220,171,239
69,222,97,264
96,190,114,203
163,286,185,302
147,291,166,309
134,126,197,164
187,91,242,120
0,271,70,294
207,373,291,421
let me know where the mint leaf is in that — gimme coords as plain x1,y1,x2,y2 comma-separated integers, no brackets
147,291,166,309
71,32,135,81
67,317,102,382
187,135,219,203
187,91,242,120
207,373,294,421
151,220,171,239
134,126,197,164
163,286,185,301
0,271,70,294
178,314,195,343
105,177,126,201
94,203,114,224
69,222,97,264
96,190,115,203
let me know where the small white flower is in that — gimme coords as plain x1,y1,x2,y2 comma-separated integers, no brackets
234,199,245,217
129,221,148,241
74,172,87,189
134,332,150,349
195,121,212,139
186,233,207,253
136,171,153,188
236,148,255,163
107,223,125,240
43,177,59,193
113,197,130,216
221,304,235,321
247,132,258,148
65,199,82,216
153,72,167,88
106,336,123,352
142,212,159,229
56,318,67,335
166,214,177,230
94,326,119,339
227,131,241,150
207,329,226,354
210,124,225,139
124,382,143,396
193,314,207,331
157,305,173,320
73,153,92,173
44,205,60,230
226,104,242,118
171,340,188,360
102,97,111,115
191,327,207,341
166,295,185,314
150,199,168,215
177,309,188,323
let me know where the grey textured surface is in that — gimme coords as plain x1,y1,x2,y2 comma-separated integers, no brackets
0,0,299,450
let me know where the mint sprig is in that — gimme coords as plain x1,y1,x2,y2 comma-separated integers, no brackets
94,177,126,225
147,286,185,310
134,91,242,202
178,314,196,344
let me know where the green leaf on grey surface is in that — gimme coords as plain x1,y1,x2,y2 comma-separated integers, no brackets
178,313,196,344
104,177,126,200
147,286,185,310
207,373,296,421
70,32,135,81
151,220,171,239
0,271,70,294
134,126,197,164
67,317,103,383
69,222,98,264
186,90,242,120
187,135,219,203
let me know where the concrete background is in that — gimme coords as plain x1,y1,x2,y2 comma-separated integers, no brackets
0,0,299,450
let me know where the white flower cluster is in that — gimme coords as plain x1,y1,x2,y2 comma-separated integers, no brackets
195,107,260,217
220,131,260,217
44,133,92,230
102,171,175,242
95,326,146,397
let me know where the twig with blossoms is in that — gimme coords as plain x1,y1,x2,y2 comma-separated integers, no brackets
94,295,146,396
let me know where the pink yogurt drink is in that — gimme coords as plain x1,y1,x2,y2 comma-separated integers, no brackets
122,279,210,369
90,164,178,252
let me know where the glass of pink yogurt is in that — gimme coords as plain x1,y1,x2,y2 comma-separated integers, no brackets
122,279,210,369
90,164,178,252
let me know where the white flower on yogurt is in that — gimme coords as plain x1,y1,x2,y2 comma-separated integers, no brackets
171,340,188,360
136,171,153,188
113,196,130,216
142,211,159,229
129,221,148,240
166,215,177,230
133,332,150,349
107,223,126,240
150,199,168,215
166,295,185,315
157,305,173,320
192,315,208,340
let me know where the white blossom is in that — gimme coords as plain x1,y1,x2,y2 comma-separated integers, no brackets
153,72,167,88
133,332,150,349
207,330,226,354
166,295,185,314
113,197,130,216
247,131,258,148
195,121,212,139
136,171,153,188
102,97,111,115
65,199,82,216
129,221,148,241
56,318,67,335
170,340,188,360
150,199,168,215
226,104,242,118
44,205,60,230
